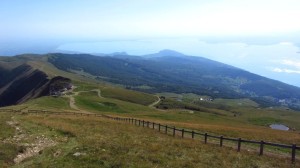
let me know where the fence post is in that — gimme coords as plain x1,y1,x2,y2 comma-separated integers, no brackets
237,138,242,152
292,144,296,163
173,127,176,137
153,122,155,129
159,124,161,132
259,141,264,155
204,133,208,144
143,120,145,127
220,136,223,147
182,129,184,138
165,125,168,134
192,131,195,139
139,120,141,126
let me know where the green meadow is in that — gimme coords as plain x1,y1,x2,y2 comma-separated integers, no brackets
1,81,300,167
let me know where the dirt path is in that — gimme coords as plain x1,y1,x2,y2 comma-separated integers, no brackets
4,117,57,164
66,87,103,113
91,89,103,98
149,96,161,108
69,96,80,111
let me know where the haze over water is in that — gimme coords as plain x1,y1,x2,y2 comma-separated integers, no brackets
1,0,300,86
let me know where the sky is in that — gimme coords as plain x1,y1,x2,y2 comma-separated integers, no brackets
1,0,300,86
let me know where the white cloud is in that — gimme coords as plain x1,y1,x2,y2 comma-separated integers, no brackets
279,42,294,46
272,68,300,74
271,59,300,74
282,60,300,69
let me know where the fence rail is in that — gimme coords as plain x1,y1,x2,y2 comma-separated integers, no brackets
0,109,20,112
1,109,299,163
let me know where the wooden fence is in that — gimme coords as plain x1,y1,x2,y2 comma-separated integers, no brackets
107,116,299,163
1,109,299,163
0,109,20,112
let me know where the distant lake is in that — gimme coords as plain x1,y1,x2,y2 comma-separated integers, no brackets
269,124,289,131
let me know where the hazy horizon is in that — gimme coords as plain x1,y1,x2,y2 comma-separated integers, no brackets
1,0,300,87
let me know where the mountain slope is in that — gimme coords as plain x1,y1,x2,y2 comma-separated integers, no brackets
0,57,72,107
47,51,300,109
1,51,300,109
0,64,49,106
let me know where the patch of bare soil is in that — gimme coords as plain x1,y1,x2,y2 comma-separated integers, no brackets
4,117,57,164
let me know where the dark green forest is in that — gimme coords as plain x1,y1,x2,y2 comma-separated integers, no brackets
48,53,300,109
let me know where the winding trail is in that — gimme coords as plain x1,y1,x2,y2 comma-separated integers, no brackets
69,95,80,111
67,86,160,113
91,89,103,98
149,96,161,108
66,87,103,113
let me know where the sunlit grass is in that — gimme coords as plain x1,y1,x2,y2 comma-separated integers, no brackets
13,114,293,168
75,91,153,114
23,96,71,111
101,86,158,106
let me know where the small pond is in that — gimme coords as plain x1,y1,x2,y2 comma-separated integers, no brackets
269,124,289,131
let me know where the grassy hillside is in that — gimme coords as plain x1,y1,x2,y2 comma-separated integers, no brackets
0,113,19,167
3,80,299,144
1,81,300,167
1,54,300,167
101,87,158,106
75,91,153,114
0,113,294,167
23,96,71,111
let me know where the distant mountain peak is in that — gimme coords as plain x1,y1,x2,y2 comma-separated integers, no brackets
158,49,185,57
143,49,186,58
108,52,128,56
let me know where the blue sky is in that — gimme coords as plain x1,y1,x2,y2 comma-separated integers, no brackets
1,0,300,86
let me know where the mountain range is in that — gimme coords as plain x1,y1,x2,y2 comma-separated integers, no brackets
1,50,300,110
